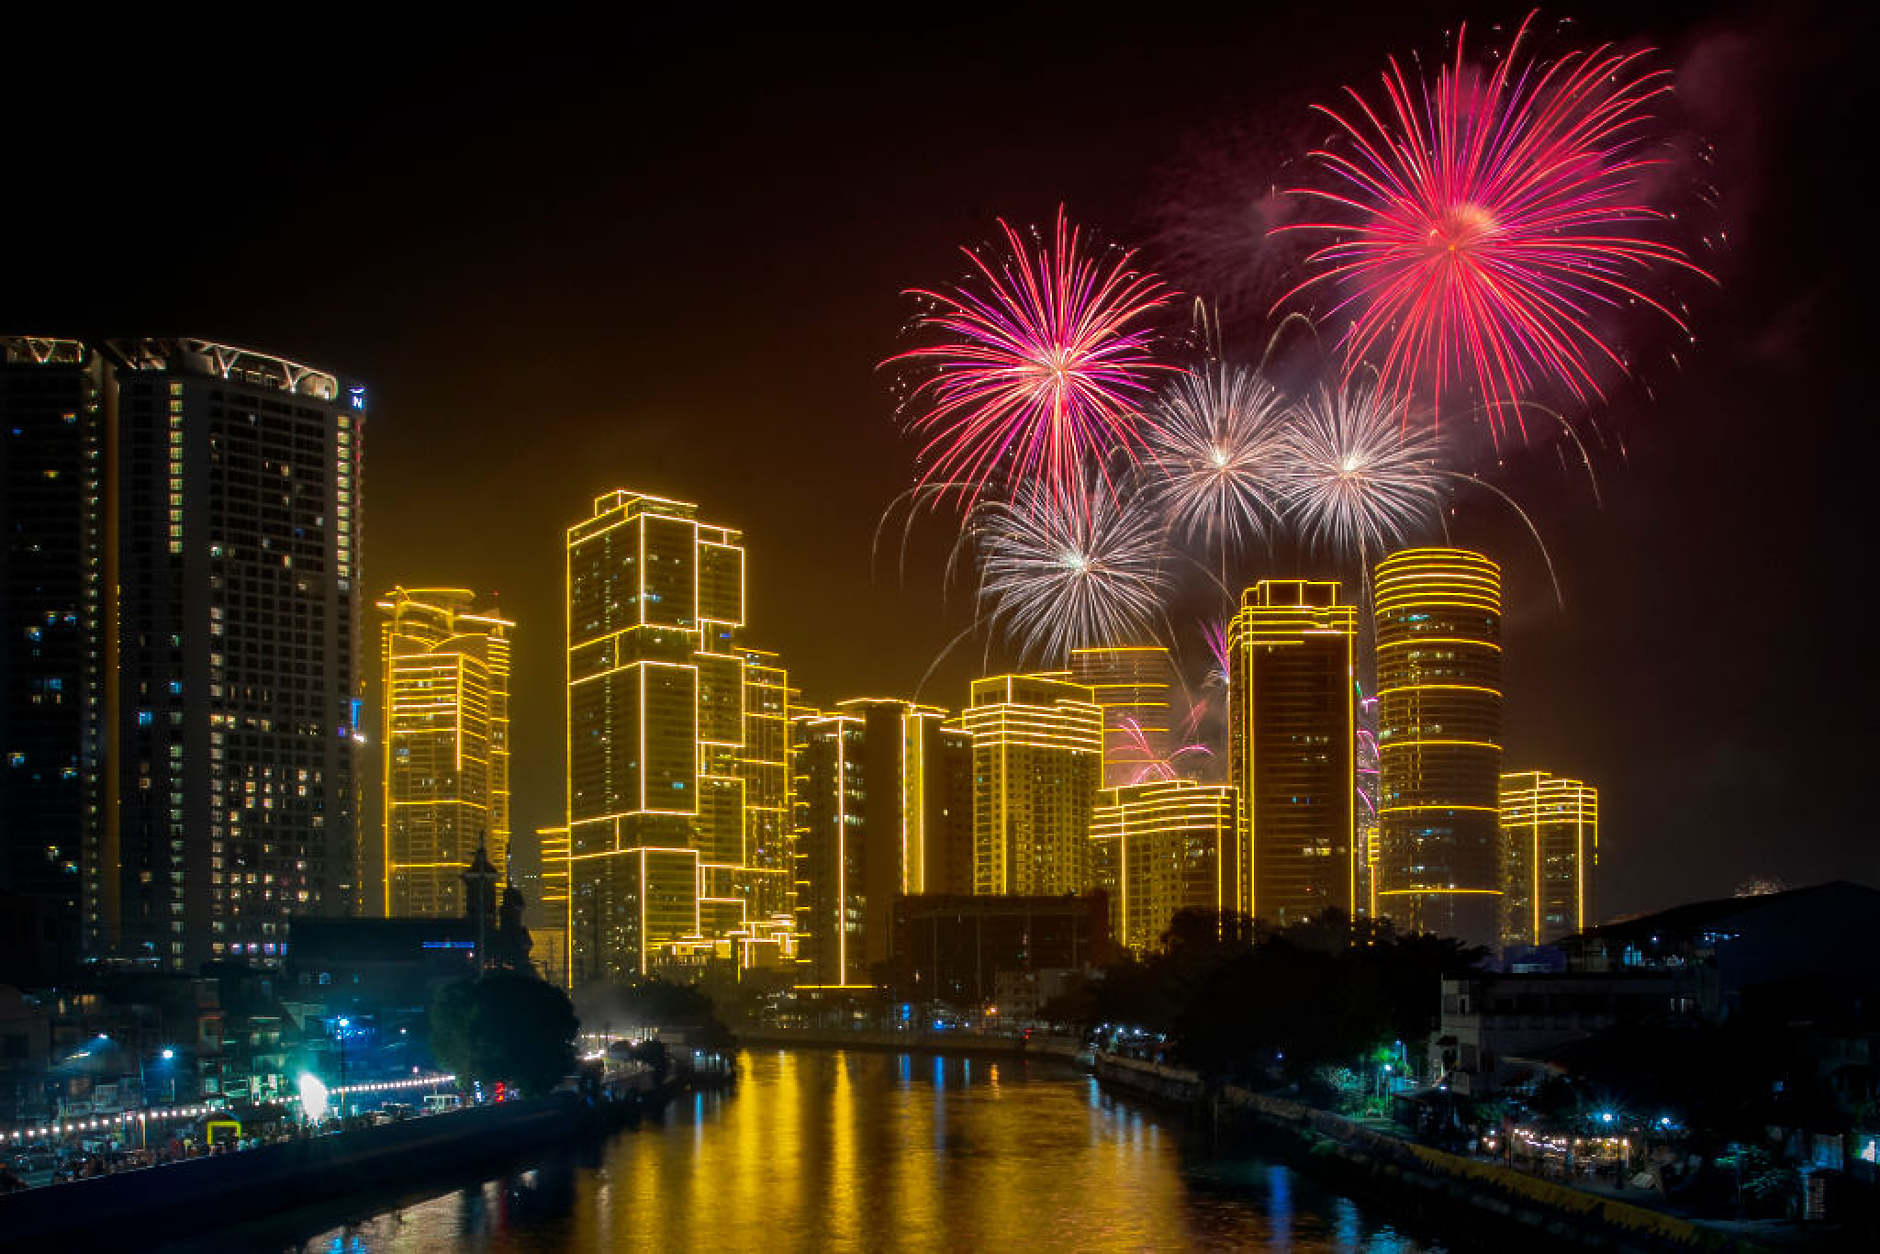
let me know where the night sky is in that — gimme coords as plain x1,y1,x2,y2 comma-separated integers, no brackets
4,1,1871,919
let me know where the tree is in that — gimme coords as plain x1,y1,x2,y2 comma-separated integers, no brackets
430,972,578,1095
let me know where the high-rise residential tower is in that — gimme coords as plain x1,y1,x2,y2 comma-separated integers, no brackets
1227,580,1358,926
1374,548,1503,947
1091,779,1235,952
1067,645,1177,788
532,824,571,986
564,489,796,981
0,338,107,948
378,588,512,917
3,336,365,969
111,338,365,967
959,673,1102,897
1498,770,1598,949
790,698,973,986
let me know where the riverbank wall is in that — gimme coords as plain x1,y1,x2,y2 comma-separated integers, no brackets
740,1026,1085,1060
1093,1053,1767,1254
1,1096,586,1245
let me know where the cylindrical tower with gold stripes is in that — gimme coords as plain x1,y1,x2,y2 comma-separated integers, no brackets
1373,548,1502,947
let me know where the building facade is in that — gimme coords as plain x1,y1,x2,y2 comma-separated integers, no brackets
564,489,798,982
3,337,365,969
532,824,571,986
1091,779,1235,952
118,340,366,967
1498,770,1598,949
1067,645,1177,788
790,699,972,987
378,588,512,918
1373,548,1503,948
1227,579,1357,926
0,338,107,953
958,673,1102,897
889,892,1110,1010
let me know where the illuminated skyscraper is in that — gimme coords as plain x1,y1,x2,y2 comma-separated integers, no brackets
959,673,1102,897
565,490,796,980
733,648,799,963
1091,780,1235,953
1067,645,1177,788
790,709,865,985
533,824,571,986
1374,548,1503,947
378,588,512,917
0,338,106,954
1227,580,1357,926
1498,770,1598,948
790,698,972,986
566,490,732,980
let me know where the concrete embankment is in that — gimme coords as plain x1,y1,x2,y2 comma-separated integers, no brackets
740,1026,1085,1060
0,1097,585,1245
1093,1053,1768,1254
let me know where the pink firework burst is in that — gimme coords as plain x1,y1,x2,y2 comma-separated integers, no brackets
887,206,1177,504
1280,12,1708,435
1116,716,1213,785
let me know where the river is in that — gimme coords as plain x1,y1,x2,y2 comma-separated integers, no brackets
189,1051,1442,1252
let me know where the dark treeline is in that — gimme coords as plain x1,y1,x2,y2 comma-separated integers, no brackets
1050,909,1484,1086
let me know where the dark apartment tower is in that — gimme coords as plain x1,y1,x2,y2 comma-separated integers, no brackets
108,338,365,969
0,337,107,961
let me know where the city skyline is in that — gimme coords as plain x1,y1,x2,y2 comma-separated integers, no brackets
1,1,1868,925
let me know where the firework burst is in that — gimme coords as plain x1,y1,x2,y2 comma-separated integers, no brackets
1278,381,1445,560
1145,362,1292,558
974,479,1173,664
1115,716,1214,785
887,207,1177,506
1281,11,1706,432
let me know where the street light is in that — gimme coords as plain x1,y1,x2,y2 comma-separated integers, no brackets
335,1017,351,1118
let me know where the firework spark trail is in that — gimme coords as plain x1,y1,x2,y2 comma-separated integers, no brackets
1277,380,1445,560
1115,716,1214,785
1279,11,1708,434
886,206,1178,506
974,478,1175,664
1355,682,1380,819
1146,362,1293,561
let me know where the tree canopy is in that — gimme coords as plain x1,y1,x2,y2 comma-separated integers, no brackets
430,971,579,1095
1063,909,1485,1085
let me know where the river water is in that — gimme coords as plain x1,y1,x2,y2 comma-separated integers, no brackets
210,1051,1441,1252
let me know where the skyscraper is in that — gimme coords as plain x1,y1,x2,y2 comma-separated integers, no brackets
377,587,512,917
790,709,866,985
564,489,794,980
1374,548,1503,947
0,337,107,949
735,648,798,962
959,673,1102,897
790,698,973,986
1091,779,1235,952
1067,645,1177,788
1227,580,1357,926
110,338,365,967
1498,770,1598,949
533,824,571,986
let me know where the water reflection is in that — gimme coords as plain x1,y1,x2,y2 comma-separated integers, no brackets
221,1051,1437,1253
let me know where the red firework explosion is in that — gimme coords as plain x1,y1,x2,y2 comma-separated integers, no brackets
886,207,1176,505
1280,11,1708,435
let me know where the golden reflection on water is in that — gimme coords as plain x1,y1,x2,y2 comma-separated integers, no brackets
271,1050,1432,1253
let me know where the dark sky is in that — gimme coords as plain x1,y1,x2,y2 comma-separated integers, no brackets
4,1,1871,919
